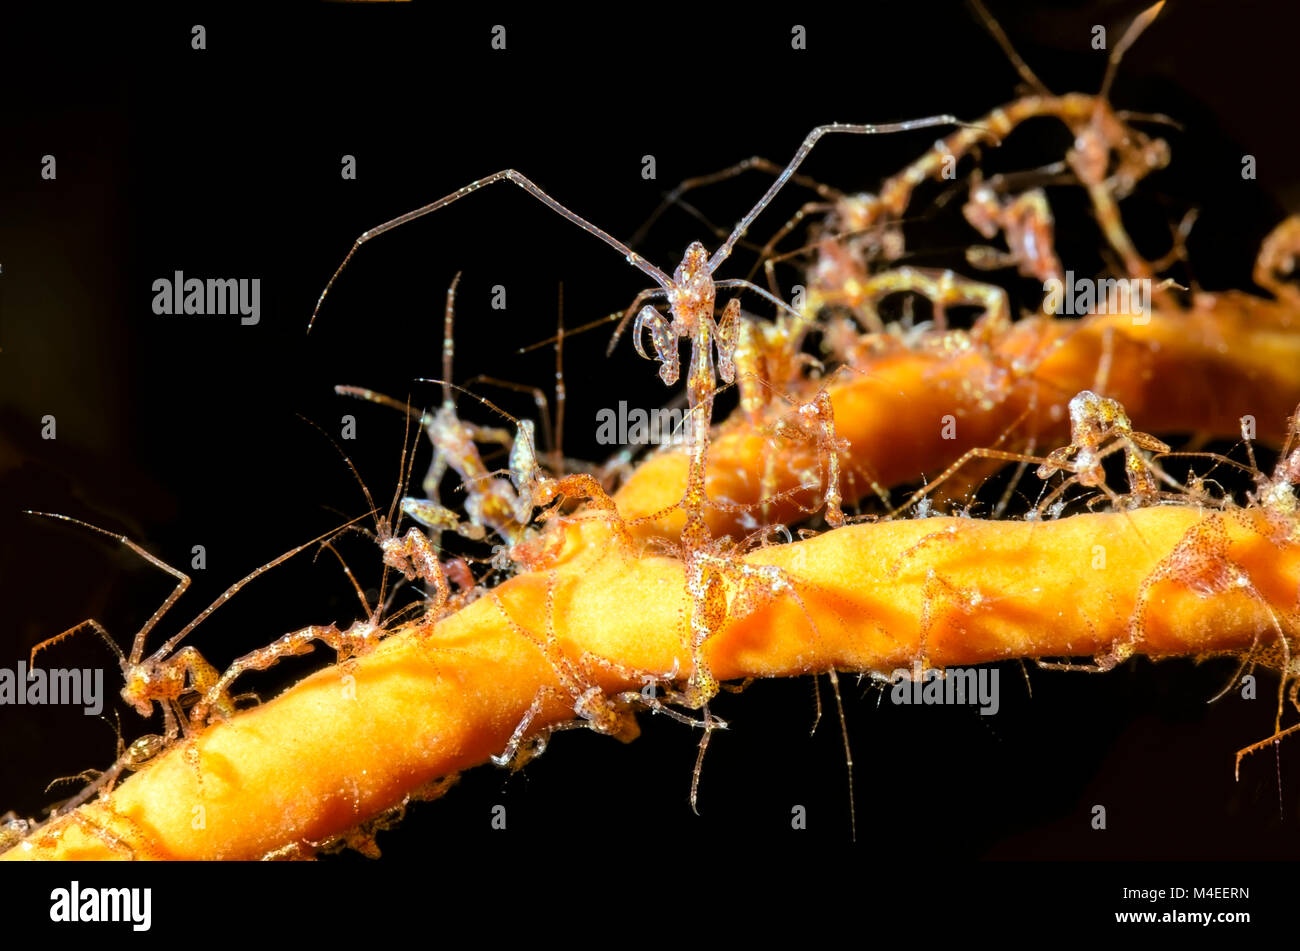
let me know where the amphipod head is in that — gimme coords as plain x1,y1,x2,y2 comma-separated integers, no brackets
669,242,716,329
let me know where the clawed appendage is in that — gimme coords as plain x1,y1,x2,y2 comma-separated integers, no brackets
1032,390,1178,509
489,573,717,773
963,171,1063,285
336,376,538,564
337,272,572,554
1254,215,1300,305
396,375,637,571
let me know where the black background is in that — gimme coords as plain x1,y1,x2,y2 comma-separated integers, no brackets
1,0,1298,891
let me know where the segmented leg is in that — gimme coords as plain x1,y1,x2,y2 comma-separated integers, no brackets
489,574,711,771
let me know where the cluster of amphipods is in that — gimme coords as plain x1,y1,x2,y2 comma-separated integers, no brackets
7,0,1300,859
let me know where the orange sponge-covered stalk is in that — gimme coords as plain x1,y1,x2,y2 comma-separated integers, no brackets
614,301,1300,543
6,505,1295,860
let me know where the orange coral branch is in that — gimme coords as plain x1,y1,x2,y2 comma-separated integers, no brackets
7,505,1295,860
614,301,1300,543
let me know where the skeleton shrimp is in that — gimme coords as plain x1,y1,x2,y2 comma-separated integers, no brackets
309,116,981,821
888,390,1184,525
968,0,1175,285
25,510,366,742
748,368,861,528
1023,407,1300,756
335,272,538,550
1145,409,1300,779
630,2,1172,333
403,376,644,578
